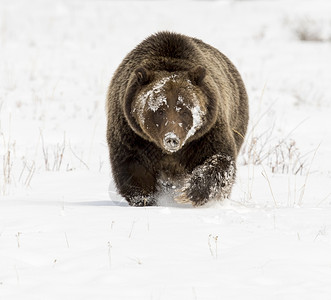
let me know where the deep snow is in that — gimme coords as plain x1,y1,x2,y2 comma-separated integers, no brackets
1,0,331,299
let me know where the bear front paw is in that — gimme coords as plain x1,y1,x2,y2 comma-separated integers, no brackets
174,154,236,207
175,175,210,207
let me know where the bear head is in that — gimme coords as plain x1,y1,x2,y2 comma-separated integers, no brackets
124,66,218,154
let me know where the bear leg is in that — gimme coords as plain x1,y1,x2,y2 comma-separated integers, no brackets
112,158,157,206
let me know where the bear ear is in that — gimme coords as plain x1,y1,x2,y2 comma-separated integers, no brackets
135,67,153,85
188,66,206,85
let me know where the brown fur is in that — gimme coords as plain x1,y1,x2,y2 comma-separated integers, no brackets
106,32,249,206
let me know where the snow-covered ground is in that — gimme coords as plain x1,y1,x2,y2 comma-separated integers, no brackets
1,0,331,299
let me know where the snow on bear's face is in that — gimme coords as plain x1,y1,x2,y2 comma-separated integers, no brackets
132,69,207,153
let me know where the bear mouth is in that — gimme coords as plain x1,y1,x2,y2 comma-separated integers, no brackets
163,132,181,153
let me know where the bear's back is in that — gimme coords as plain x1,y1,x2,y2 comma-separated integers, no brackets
130,32,235,79
134,32,196,60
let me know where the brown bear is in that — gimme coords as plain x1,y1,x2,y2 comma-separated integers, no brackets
106,31,248,207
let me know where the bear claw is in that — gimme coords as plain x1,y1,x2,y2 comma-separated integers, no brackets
174,187,209,207
129,196,156,207
174,191,191,204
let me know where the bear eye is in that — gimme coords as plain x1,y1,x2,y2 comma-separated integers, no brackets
157,109,165,116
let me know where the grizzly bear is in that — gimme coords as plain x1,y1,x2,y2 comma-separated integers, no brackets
106,32,248,207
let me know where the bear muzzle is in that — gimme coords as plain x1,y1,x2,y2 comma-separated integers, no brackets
163,132,181,153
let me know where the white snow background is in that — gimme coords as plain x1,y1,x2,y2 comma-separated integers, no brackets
1,0,331,299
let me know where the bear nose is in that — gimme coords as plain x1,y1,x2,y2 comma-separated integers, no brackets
164,133,180,152
165,137,179,147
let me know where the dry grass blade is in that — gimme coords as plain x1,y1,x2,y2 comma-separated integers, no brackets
298,143,320,206
261,164,278,207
